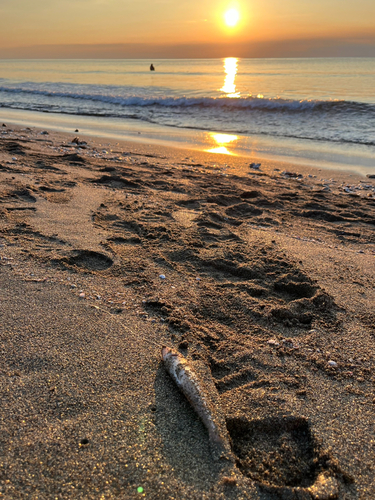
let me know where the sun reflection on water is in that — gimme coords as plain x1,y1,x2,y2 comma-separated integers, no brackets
220,57,239,98
205,132,238,155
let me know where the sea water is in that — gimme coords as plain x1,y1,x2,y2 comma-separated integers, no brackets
0,58,375,173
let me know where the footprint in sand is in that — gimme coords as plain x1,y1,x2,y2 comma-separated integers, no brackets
227,415,340,499
62,250,113,271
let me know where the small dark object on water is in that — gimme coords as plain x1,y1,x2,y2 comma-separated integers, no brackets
2,123,6,127
366,174,375,179
75,129,79,132
150,64,155,71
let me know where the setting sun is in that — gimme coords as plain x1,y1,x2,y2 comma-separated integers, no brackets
224,8,240,27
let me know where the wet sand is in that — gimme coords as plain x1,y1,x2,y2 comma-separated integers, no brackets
0,124,374,499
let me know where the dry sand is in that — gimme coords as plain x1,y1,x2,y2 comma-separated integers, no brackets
0,124,374,499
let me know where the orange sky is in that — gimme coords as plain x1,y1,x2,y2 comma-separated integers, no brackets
1,0,375,57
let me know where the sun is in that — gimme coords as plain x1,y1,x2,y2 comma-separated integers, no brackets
224,8,240,28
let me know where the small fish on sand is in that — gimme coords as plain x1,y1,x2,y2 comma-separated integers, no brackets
162,346,234,463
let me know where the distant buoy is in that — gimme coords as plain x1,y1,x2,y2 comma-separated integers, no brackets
150,64,155,71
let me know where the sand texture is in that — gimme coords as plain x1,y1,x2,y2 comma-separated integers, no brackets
1,125,375,499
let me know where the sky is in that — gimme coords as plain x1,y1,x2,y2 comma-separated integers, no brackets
0,0,375,58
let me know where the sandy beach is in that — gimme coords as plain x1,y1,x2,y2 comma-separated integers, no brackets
1,124,374,499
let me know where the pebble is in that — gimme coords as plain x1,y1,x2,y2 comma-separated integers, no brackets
79,292,85,298
159,274,166,280
339,181,375,198
282,339,299,349
328,360,338,368
249,162,261,170
267,339,280,346
282,171,302,178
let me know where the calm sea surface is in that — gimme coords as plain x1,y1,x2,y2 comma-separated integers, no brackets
1,58,375,173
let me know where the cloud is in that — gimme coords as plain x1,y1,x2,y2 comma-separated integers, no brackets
1,34,375,59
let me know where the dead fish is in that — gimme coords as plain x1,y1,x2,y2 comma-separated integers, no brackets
162,346,234,463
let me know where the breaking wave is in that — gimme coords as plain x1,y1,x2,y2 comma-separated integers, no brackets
0,84,374,115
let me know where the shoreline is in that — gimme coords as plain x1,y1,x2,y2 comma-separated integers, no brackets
1,123,375,499
1,108,375,177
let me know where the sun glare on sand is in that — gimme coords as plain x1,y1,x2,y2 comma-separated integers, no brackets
206,133,238,155
224,8,240,27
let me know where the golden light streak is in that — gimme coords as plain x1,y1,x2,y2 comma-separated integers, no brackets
206,133,238,155
220,57,239,97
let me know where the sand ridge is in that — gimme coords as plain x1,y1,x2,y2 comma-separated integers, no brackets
0,125,374,499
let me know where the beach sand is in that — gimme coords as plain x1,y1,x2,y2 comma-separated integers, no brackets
0,124,374,499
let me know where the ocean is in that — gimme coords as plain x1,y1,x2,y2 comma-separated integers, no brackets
1,58,375,174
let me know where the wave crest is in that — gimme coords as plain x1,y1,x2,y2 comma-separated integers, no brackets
0,84,372,114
